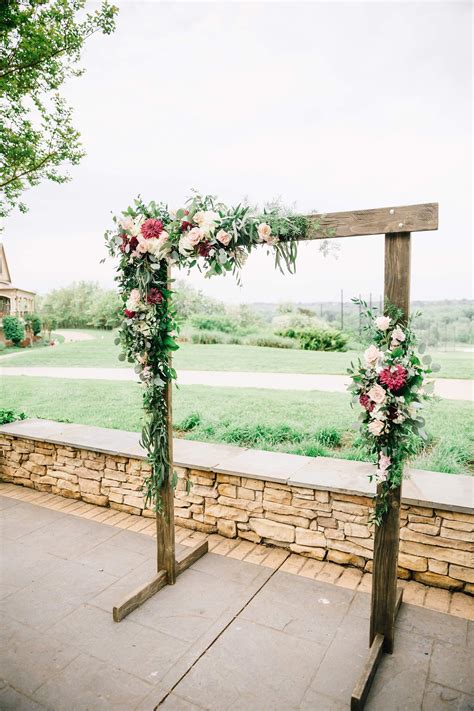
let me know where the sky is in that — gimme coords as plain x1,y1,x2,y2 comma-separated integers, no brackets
3,0,472,304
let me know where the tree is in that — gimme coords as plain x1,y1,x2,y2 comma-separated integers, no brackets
24,312,42,335
3,315,25,344
0,0,118,218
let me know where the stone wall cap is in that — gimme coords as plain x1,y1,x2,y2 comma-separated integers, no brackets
1,419,472,514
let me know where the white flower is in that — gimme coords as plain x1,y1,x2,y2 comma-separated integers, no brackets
391,326,406,343
146,232,170,260
126,289,141,311
368,384,386,404
364,344,382,368
368,419,384,436
377,454,391,478
118,216,135,233
216,229,231,246
194,210,219,235
375,316,391,331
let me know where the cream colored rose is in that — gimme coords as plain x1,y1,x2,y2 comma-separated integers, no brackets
118,216,135,233
188,227,204,246
146,232,170,260
368,384,386,404
257,223,272,242
126,289,141,311
194,210,219,235
368,419,384,436
216,229,231,246
375,316,391,331
364,344,382,367
391,326,406,346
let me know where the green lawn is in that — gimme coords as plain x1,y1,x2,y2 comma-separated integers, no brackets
1,329,473,379
2,376,472,476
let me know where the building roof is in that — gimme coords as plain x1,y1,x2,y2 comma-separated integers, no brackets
0,243,36,296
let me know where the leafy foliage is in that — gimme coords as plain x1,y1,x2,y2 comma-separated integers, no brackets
24,312,41,335
0,407,26,424
3,315,25,343
278,326,347,352
347,300,438,524
0,0,117,217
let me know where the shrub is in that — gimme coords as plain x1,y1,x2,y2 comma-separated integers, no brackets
25,313,42,335
191,314,237,333
315,427,342,448
277,326,348,352
245,335,297,349
191,331,227,345
0,408,26,425
3,316,25,344
176,412,201,431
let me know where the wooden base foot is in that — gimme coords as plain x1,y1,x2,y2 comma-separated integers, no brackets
351,587,404,710
112,540,209,623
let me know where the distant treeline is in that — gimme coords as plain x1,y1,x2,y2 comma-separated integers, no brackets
37,282,473,346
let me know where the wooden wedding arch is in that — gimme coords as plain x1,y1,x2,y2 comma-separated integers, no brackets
112,201,439,709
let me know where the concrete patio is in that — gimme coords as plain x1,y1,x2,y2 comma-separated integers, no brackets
1,494,473,710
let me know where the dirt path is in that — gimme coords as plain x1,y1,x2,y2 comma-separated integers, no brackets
1,366,472,401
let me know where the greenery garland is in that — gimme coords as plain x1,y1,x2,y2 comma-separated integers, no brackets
347,300,438,525
105,192,315,512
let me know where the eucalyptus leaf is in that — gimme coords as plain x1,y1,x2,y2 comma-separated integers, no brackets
431,363,441,372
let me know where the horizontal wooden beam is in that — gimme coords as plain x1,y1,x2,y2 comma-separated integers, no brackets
176,540,209,576
113,570,167,622
304,202,438,240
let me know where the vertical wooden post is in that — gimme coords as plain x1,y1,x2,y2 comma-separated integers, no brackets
156,266,176,585
370,232,411,654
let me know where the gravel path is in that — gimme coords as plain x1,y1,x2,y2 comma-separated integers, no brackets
1,366,472,401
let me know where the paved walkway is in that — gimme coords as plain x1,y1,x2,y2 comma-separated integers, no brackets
1,486,473,710
55,330,96,343
1,365,472,400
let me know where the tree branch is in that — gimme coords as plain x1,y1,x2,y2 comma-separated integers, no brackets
0,152,57,189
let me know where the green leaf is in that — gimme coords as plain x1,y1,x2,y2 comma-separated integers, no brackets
118,352,126,362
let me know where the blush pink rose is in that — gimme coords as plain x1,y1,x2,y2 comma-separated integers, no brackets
216,229,231,246
368,384,386,404
368,419,384,436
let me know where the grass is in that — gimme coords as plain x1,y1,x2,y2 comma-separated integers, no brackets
2,376,472,475
1,329,472,379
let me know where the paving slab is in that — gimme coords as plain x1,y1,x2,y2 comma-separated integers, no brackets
1,495,473,710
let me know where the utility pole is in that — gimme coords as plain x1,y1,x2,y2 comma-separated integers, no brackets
340,289,344,331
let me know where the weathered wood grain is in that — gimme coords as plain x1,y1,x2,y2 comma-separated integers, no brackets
176,540,209,576
304,203,437,240
112,570,167,622
351,633,384,711
156,266,177,585
370,231,411,654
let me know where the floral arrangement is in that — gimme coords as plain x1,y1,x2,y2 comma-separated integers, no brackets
105,192,319,512
348,301,438,525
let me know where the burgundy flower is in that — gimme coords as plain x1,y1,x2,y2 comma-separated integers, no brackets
124,309,136,318
119,234,128,253
197,240,212,257
129,236,138,251
180,220,193,232
146,288,163,305
141,218,164,240
359,394,375,412
379,365,408,393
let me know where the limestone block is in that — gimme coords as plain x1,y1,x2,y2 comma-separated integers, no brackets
327,550,365,569
241,477,264,491
407,522,441,536
218,484,237,498
123,494,144,509
413,571,464,591
48,470,78,484
344,523,370,538
249,517,295,543
217,519,237,538
191,484,218,499
206,504,249,523
265,512,310,528
295,528,326,547
331,492,371,507
290,544,326,560
448,564,474,583
441,518,474,532
190,504,204,514
108,491,124,504
57,478,79,492
263,501,315,520
83,459,105,471
326,539,372,560
398,552,428,572
216,473,240,485
436,509,474,524
28,453,54,466
237,487,255,501
291,496,331,513
428,559,448,575
78,478,101,495
105,457,118,470
23,461,46,476
177,518,215,533
332,500,367,517
317,517,338,529
409,505,434,516
264,488,292,505
110,502,141,515
218,496,263,513
400,540,473,567
239,530,261,543
289,486,315,499
440,527,474,543
82,493,108,506
75,466,101,481
325,528,345,540
400,527,474,552
332,510,369,524
52,486,80,499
